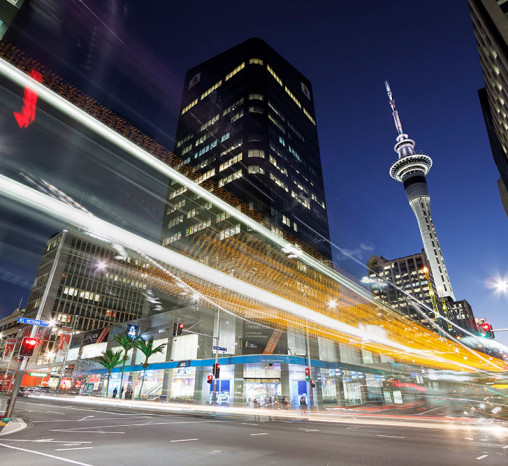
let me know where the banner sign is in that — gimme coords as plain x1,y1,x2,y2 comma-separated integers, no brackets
56,327,72,360
83,327,110,346
2,338,16,362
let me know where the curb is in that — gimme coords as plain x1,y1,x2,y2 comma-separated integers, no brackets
0,418,27,436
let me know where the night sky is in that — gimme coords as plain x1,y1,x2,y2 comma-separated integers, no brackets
1,0,507,345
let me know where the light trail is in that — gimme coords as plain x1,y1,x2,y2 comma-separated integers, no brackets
0,174,504,372
0,56,375,308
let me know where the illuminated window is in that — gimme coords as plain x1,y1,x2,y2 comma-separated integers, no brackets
231,110,244,123
181,144,193,155
267,64,283,86
219,224,241,240
279,136,286,147
249,58,263,65
194,140,218,159
270,173,288,192
268,101,285,120
216,211,231,223
282,215,290,226
176,134,193,148
284,86,302,109
201,80,222,100
248,149,265,158
168,186,187,200
218,170,243,187
181,99,198,115
195,134,209,146
219,153,243,171
248,106,263,114
303,107,316,125
288,145,301,162
248,165,264,174
221,132,230,142
167,199,185,215
168,215,184,228
249,93,264,101
268,113,285,133
200,114,219,132
225,62,245,81
194,168,215,184
223,98,244,116
185,219,212,237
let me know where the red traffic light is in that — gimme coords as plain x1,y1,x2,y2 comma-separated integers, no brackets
305,368,310,377
207,375,213,384
213,363,221,378
481,323,490,331
20,337,39,357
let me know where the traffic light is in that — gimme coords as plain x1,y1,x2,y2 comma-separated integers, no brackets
479,322,495,339
173,321,184,337
207,375,213,384
310,379,316,389
20,337,39,357
213,363,220,378
305,367,310,381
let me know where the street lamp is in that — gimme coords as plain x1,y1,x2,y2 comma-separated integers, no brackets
96,260,107,271
327,299,337,309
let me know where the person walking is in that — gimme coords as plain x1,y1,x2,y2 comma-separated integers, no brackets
112,387,118,399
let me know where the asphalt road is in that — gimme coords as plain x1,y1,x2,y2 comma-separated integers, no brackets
0,397,506,465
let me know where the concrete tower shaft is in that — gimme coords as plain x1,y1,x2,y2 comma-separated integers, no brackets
385,82,455,300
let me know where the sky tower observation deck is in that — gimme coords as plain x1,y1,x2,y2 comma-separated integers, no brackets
385,82,455,300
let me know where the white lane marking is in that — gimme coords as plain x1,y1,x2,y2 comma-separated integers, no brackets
50,419,213,432
34,416,150,423
377,434,405,439
416,407,441,416
241,423,258,426
170,439,199,443
476,455,488,460
0,443,93,466
502,446,508,449
250,433,268,436
51,431,125,434
18,401,139,416
55,447,94,451
298,428,319,432
465,437,474,440
0,439,91,444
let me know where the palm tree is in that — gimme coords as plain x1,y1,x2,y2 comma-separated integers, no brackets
113,334,138,398
134,336,166,399
95,348,123,398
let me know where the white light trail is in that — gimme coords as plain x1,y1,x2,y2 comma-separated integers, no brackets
0,57,373,306
0,174,502,372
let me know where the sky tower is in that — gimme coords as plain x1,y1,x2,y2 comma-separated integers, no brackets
385,82,455,300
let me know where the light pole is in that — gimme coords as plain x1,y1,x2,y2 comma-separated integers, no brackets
56,314,78,394
212,308,221,405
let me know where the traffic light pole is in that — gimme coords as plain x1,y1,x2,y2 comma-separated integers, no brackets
212,309,220,405
305,322,313,410
3,357,27,420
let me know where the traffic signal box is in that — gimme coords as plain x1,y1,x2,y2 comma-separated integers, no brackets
479,322,495,339
207,375,213,384
20,337,39,357
173,321,184,337
213,363,220,378
305,367,310,381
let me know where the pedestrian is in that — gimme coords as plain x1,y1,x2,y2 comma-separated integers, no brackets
112,387,118,399
299,395,307,415
120,386,124,399
253,399,260,422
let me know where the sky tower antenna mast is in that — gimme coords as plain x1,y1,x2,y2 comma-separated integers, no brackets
385,81,404,137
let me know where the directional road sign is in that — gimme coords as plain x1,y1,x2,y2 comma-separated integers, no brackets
17,317,50,327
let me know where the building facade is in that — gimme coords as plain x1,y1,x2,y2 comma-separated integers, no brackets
162,38,332,261
469,0,508,215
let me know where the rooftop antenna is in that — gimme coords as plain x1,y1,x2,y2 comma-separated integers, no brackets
385,81,404,137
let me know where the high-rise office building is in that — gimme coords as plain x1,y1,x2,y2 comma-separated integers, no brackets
366,250,437,324
469,0,508,215
161,38,332,261
366,251,476,334
385,82,455,300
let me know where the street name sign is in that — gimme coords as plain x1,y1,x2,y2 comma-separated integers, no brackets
17,317,50,327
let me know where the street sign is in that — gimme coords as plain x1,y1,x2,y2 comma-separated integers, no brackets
176,360,191,368
29,372,48,377
213,345,227,352
17,317,50,327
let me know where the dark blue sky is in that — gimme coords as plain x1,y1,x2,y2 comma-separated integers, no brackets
1,0,507,344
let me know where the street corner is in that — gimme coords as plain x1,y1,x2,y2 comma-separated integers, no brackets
0,417,27,436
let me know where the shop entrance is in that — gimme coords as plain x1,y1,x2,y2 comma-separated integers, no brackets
244,379,281,407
